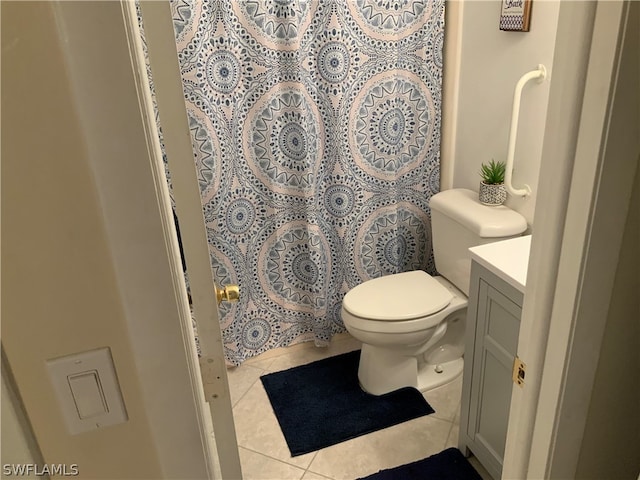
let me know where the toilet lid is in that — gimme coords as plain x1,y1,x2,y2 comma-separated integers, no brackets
342,270,453,321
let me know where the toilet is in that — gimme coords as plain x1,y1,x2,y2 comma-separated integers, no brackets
341,189,527,395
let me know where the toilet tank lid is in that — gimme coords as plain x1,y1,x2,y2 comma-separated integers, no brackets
429,189,527,238
342,270,453,321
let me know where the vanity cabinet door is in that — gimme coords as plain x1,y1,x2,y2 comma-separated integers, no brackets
460,263,523,480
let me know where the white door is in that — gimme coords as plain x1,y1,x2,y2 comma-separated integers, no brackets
126,2,243,479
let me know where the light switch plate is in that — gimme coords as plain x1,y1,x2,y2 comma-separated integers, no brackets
46,347,128,434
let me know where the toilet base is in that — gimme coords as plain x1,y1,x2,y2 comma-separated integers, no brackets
416,357,464,392
357,343,464,395
358,344,419,395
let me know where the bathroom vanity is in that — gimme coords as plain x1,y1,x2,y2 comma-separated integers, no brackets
459,235,531,480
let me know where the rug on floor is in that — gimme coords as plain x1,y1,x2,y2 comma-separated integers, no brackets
260,349,434,456
356,448,483,480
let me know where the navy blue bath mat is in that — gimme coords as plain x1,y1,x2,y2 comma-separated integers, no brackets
260,349,434,456
357,448,483,480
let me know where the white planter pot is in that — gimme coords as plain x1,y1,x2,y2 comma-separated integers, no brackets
479,182,507,206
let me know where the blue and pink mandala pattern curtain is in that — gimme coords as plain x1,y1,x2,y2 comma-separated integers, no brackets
169,0,444,365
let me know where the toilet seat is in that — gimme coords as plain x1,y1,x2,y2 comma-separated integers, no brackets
342,270,454,323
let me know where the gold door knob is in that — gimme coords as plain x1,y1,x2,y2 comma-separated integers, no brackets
215,284,240,305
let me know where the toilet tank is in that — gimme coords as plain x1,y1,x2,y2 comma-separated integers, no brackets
429,189,527,295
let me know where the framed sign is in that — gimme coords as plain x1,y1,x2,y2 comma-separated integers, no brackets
499,0,532,32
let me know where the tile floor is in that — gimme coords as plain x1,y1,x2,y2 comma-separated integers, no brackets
226,333,491,480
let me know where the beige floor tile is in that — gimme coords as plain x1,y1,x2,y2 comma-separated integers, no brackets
422,375,463,422
226,364,265,407
300,471,333,480
231,334,466,480
453,399,461,425
238,447,306,480
445,422,459,449
233,379,317,470
266,337,361,373
307,415,453,480
243,334,344,366
243,344,301,366
244,355,278,371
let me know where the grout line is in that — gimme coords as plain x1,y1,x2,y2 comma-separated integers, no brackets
300,451,323,480
230,369,263,409
239,444,317,478
243,340,317,365
303,464,334,480
445,418,457,449
237,446,308,478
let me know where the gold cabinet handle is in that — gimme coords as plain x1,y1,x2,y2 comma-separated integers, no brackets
215,284,240,305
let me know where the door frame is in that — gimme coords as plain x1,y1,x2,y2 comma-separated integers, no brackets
504,1,637,478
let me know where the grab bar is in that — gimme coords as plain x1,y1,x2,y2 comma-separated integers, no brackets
505,64,547,197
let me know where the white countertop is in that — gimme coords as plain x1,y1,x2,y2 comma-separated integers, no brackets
469,235,532,293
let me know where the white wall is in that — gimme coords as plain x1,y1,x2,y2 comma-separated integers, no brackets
52,3,213,478
447,0,561,225
1,3,209,478
1,362,40,480
574,2,640,476
1,3,164,476
575,161,639,479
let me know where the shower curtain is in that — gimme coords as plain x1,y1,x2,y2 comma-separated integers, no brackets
165,0,444,365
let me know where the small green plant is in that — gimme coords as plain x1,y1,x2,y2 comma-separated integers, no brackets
479,160,506,185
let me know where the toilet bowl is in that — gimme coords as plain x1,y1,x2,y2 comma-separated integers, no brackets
341,188,528,395
342,271,468,395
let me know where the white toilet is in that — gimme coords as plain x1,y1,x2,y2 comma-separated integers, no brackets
341,189,527,395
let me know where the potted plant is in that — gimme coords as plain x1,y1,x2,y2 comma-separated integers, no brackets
479,160,507,206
